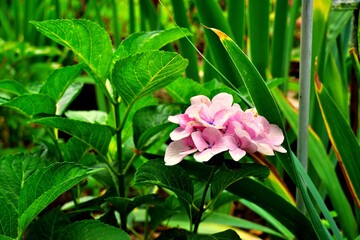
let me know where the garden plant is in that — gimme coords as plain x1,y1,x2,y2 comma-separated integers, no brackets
0,0,359,240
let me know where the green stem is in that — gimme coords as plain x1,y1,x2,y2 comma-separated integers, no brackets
111,0,121,47
114,103,126,230
47,128,64,162
123,152,138,175
193,166,217,233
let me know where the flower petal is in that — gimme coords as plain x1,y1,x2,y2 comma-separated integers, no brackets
164,138,196,166
191,131,209,152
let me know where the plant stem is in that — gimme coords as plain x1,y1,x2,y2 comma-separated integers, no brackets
296,0,313,212
111,0,120,47
114,103,127,230
193,166,217,233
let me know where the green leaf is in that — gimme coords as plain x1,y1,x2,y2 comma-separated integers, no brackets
57,220,130,240
18,163,101,233
0,79,28,96
273,87,356,238
63,137,89,163
134,159,194,218
26,208,70,240
114,28,191,60
211,163,270,201
111,50,188,105
133,105,178,149
166,78,211,104
40,64,83,103
30,20,112,91
0,154,100,238
65,110,108,124
1,93,56,117
107,194,158,218
315,79,360,208
56,81,84,115
31,117,114,156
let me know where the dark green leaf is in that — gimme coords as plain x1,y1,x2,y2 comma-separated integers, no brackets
0,79,28,95
134,160,193,218
114,28,191,60
57,220,130,240
211,163,269,201
186,229,241,240
133,105,178,149
1,94,56,117
107,194,158,217
111,50,188,105
31,117,114,156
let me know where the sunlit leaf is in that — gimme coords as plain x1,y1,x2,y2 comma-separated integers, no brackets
31,117,114,156
114,28,191,60
1,93,56,117
0,79,28,96
111,50,188,105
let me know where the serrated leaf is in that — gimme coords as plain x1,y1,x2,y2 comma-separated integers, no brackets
31,117,114,156
166,78,211,104
40,64,83,102
133,105,178,149
111,50,188,105
0,79,28,96
134,160,193,218
107,194,158,218
114,28,191,60
31,20,112,88
56,220,130,240
315,78,360,208
211,163,269,201
18,163,102,233
26,208,70,240
63,137,89,163
1,94,56,117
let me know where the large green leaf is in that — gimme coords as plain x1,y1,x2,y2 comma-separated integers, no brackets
31,117,114,156
1,93,56,117
0,154,100,239
186,229,241,240
55,81,84,115
57,220,130,240
211,163,270,202
134,160,194,218
30,20,112,93
40,64,83,103
114,28,191,60
0,79,28,96
111,50,188,105
273,88,357,238
315,78,360,208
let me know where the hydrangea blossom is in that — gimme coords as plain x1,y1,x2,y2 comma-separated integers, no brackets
164,93,287,166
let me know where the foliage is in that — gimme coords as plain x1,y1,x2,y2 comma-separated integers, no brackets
0,1,359,240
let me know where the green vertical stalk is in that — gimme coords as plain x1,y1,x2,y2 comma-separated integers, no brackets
248,1,270,79
170,0,200,82
271,0,288,78
296,0,313,212
114,103,126,230
227,0,245,48
193,166,217,233
111,0,121,47
129,0,135,33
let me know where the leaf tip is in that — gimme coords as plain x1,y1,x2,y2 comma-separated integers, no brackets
202,25,230,40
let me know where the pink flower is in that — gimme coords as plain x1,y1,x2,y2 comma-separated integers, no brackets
191,128,228,162
164,136,197,166
164,93,287,165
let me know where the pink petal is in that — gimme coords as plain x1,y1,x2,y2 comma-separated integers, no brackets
191,131,209,152
169,127,191,141
164,138,197,166
273,145,287,153
268,125,285,145
194,149,214,162
256,143,275,155
190,95,210,105
212,93,233,107
229,148,246,161
202,127,223,146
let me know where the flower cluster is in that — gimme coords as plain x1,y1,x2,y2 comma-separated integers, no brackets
164,93,286,166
